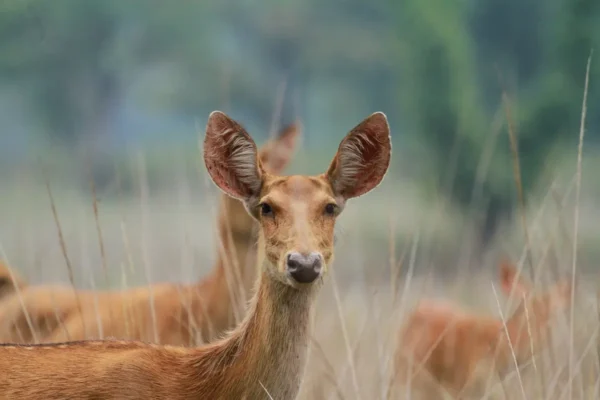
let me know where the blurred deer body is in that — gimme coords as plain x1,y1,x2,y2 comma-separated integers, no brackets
0,261,25,301
0,123,300,345
0,110,392,399
393,261,572,398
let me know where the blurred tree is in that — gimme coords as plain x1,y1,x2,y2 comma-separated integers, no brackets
168,0,396,145
392,0,515,248
518,0,600,163
0,0,597,239
466,0,549,246
392,0,599,250
0,0,123,143
0,0,220,145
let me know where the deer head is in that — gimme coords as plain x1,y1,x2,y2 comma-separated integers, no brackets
204,111,391,289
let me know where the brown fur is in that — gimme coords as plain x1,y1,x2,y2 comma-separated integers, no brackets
0,260,26,301
0,123,301,345
392,260,572,398
0,110,392,399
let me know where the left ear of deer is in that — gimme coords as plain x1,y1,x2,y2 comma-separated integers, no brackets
499,259,530,299
0,261,26,299
204,111,264,202
327,112,392,200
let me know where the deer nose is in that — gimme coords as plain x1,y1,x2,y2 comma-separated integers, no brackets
286,252,323,284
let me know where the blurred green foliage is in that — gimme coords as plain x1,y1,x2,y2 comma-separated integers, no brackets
0,0,598,245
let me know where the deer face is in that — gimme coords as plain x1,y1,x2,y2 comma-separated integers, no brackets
204,111,391,288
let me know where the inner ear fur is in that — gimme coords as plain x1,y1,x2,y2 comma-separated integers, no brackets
203,111,264,201
327,112,392,199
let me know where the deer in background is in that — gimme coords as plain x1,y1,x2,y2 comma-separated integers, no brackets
392,260,572,399
0,122,300,345
0,260,25,301
0,109,392,399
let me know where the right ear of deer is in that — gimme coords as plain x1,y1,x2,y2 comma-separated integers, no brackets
0,277,11,289
326,112,392,200
0,262,24,294
499,259,530,299
204,111,263,201
259,121,301,173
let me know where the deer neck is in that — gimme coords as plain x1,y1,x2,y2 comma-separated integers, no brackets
186,262,320,399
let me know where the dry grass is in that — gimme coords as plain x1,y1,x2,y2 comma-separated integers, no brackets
0,59,598,397
0,167,598,399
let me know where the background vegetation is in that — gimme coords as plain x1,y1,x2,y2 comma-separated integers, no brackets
0,0,599,398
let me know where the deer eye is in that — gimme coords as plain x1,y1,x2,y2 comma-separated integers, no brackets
260,203,274,217
324,203,337,216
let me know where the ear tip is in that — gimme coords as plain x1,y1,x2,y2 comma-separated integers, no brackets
370,111,389,126
209,110,227,119
364,112,391,144
499,259,516,281
499,257,514,270
281,120,303,137
206,110,231,129
205,111,245,147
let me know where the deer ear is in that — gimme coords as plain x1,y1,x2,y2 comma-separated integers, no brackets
326,112,391,199
258,121,301,174
0,262,24,296
499,259,530,298
0,277,13,294
203,111,263,201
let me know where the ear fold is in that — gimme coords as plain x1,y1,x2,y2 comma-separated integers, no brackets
203,111,263,201
258,121,301,174
326,112,392,199
499,259,530,298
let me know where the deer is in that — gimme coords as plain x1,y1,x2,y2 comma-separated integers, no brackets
0,122,300,346
0,260,26,301
391,259,572,399
0,109,392,399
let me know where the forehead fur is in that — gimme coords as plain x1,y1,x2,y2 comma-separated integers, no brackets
260,175,335,203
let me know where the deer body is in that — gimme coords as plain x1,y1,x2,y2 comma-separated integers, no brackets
43,261,245,345
0,123,300,345
0,232,253,345
393,261,571,398
0,271,314,399
0,110,392,399
396,301,509,397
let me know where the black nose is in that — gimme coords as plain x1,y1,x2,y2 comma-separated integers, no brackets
286,252,323,284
